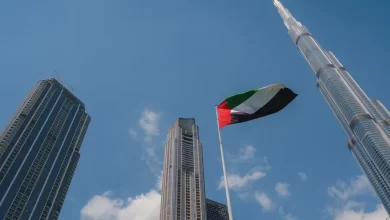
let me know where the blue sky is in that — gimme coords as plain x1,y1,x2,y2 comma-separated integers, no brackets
0,0,389,219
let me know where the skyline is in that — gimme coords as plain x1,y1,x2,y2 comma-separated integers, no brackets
0,0,389,219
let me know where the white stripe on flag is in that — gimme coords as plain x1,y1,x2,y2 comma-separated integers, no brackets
231,84,285,114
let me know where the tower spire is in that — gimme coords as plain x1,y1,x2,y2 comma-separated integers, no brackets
273,0,290,20
273,0,302,31
274,0,390,215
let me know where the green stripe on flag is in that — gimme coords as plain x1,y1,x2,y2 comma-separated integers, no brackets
225,89,257,109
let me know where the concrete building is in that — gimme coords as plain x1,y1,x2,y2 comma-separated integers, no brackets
160,118,207,220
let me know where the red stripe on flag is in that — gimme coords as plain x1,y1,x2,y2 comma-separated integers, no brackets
217,101,232,128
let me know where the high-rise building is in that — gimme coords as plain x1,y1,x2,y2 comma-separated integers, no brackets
206,199,229,220
160,118,230,220
274,0,390,214
0,78,91,220
160,118,207,220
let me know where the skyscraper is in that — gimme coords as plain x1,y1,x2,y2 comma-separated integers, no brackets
206,198,229,220
0,78,91,220
160,118,207,220
274,0,390,214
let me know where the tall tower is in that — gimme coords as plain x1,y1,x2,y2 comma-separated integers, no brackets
274,0,390,214
160,118,207,220
0,78,91,220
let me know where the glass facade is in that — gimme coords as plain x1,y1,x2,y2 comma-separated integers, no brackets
206,199,229,220
274,0,390,214
0,78,91,220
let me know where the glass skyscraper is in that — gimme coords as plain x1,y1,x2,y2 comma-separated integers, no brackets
206,198,229,220
274,0,390,214
0,78,91,220
160,118,229,220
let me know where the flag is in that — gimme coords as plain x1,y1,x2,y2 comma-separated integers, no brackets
217,84,297,128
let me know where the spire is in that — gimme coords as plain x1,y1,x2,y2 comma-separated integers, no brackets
273,0,305,34
273,0,310,46
274,1,293,25
273,0,290,20
274,0,390,214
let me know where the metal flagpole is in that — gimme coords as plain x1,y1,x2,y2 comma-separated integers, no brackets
215,105,234,220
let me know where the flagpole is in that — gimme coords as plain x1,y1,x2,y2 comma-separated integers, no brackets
215,105,234,220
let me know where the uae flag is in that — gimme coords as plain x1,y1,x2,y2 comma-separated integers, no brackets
217,84,297,128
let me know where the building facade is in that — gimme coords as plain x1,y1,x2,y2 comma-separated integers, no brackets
206,199,229,220
274,0,390,214
160,118,207,220
0,78,91,220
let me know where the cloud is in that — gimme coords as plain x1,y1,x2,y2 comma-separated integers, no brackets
297,172,308,182
156,171,162,191
237,193,251,200
128,109,161,143
330,203,387,220
145,148,156,158
327,175,387,220
81,178,162,220
283,213,298,220
226,145,271,174
275,182,290,198
128,128,137,139
139,109,160,137
81,190,160,220
129,109,163,176
279,207,298,220
238,145,256,161
228,145,256,162
255,192,272,211
328,175,372,200
218,170,266,191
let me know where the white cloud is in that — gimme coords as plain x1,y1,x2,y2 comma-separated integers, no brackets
145,148,156,158
128,109,160,142
81,190,160,220
328,175,372,200
297,172,308,182
139,109,160,137
226,145,271,174
128,128,137,139
156,171,162,191
81,178,161,220
284,215,298,220
130,109,163,175
255,192,272,211
330,203,387,220
327,175,387,220
143,159,161,177
279,207,298,220
218,170,266,191
143,136,153,144
229,145,256,162
237,193,251,200
238,145,256,161
275,182,290,198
